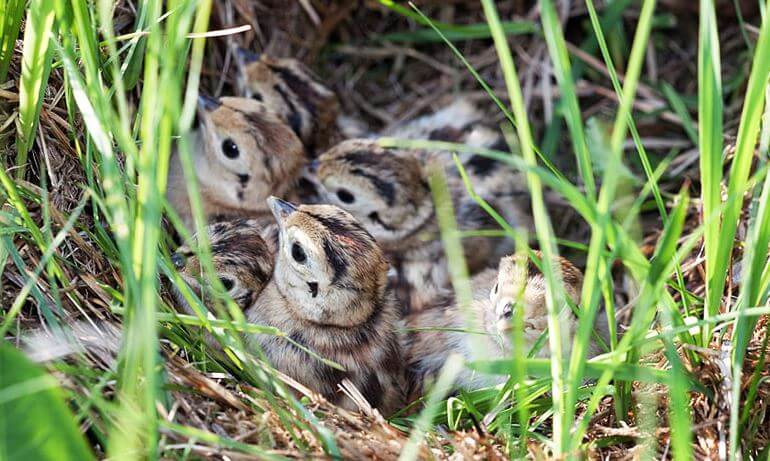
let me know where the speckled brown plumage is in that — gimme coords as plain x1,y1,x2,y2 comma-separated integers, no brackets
404,251,608,396
171,218,275,314
403,268,503,397
491,251,585,353
315,135,532,312
244,198,406,415
166,96,306,232
234,51,343,156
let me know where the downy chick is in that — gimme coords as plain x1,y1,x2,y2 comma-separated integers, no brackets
381,98,536,221
403,267,502,395
23,219,276,363
381,98,485,147
490,252,611,359
171,218,274,315
381,97,507,174
405,252,608,395
167,95,306,233
315,139,531,312
245,197,406,415
234,49,346,155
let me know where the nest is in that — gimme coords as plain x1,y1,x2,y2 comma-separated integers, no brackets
1,0,768,459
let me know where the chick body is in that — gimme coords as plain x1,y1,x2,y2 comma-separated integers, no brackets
171,218,274,314
244,198,407,415
234,51,350,155
316,136,531,312
22,218,276,363
405,253,609,395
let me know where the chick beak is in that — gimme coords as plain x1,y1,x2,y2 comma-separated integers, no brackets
307,281,319,298
235,46,261,66
267,196,298,222
197,94,221,113
501,302,513,320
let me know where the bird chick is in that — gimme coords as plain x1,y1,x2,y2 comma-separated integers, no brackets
381,98,484,145
403,267,503,395
405,252,608,395
315,138,531,312
171,218,274,315
382,97,532,209
490,252,595,357
234,49,344,155
167,95,306,233
244,197,406,415
22,219,275,364
381,97,501,167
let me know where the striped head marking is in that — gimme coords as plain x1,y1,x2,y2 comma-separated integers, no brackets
234,51,339,150
492,251,583,337
316,139,434,247
195,95,305,212
171,219,274,313
267,197,388,327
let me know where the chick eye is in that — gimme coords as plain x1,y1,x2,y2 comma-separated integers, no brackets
336,188,355,204
219,277,235,291
222,138,239,159
493,282,498,294
291,242,307,263
252,92,263,101
171,253,186,269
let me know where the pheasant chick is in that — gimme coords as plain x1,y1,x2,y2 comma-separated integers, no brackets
405,252,608,396
167,95,306,234
22,219,275,363
316,138,531,312
244,197,406,415
234,50,347,155
171,218,274,315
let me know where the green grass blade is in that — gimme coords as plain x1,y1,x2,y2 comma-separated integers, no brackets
407,3,568,182
378,20,538,43
539,0,595,198
0,194,87,338
582,0,672,228
698,0,725,344
378,0,538,42
655,189,694,460
426,165,485,355
721,14,770,309
399,354,464,461
662,82,699,144
584,0,696,350
110,0,211,457
727,4,770,453
0,343,96,461
96,0,138,165
480,0,571,452
736,85,770,447
452,154,517,236
468,357,684,387
566,0,658,439
0,0,25,82
53,39,133,265
573,199,705,446
16,0,56,177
